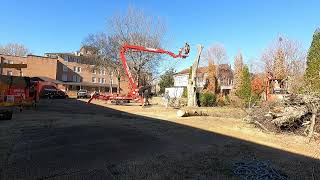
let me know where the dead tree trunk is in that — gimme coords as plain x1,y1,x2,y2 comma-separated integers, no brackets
187,44,203,107
109,71,113,94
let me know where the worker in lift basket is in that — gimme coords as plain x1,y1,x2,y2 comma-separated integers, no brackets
163,91,170,108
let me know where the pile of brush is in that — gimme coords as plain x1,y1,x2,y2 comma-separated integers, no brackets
244,94,320,141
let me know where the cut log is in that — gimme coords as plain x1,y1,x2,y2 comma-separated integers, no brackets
253,120,270,132
176,109,208,117
271,106,309,127
307,106,317,142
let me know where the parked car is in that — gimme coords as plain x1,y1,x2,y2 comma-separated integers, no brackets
77,89,90,99
40,88,68,99
55,90,68,99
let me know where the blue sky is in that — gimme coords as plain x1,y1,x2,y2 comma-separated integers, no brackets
0,0,319,72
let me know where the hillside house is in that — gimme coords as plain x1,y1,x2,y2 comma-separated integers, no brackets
166,64,234,97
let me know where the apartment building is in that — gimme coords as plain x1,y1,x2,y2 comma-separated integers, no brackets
0,47,129,95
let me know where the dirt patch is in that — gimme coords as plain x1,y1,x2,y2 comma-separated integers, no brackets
1,99,320,179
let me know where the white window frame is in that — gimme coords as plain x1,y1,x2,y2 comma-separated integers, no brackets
7,71,13,76
92,69,96,74
77,67,81,73
92,77,96,83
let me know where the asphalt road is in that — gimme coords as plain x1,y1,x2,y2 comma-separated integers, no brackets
1,99,319,180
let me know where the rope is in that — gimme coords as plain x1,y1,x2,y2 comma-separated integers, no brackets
233,159,289,180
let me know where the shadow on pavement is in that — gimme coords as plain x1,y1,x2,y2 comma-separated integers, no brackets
1,98,319,180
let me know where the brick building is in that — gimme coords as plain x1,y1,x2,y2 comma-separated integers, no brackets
0,48,129,96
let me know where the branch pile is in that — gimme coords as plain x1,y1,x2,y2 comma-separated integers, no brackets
244,94,320,141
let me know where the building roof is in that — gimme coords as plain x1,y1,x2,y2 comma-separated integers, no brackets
176,66,208,75
32,76,117,88
63,81,117,88
176,64,233,75
31,76,63,84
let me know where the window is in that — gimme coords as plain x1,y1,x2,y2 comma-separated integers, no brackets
76,76,81,82
3,60,8,64
62,74,68,81
9,60,13,64
103,70,106,75
73,66,81,73
72,75,77,82
101,78,105,84
64,56,69,62
98,78,101,83
7,71,12,76
92,69,96,74
99,70,103,75
92,77,96,83
63,65,68,72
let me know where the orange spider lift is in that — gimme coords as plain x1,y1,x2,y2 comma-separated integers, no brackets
88,43,190,104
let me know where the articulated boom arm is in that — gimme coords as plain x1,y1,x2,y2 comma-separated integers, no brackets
120,43,190,94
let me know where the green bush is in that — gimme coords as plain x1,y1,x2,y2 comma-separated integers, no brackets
199,92,216,107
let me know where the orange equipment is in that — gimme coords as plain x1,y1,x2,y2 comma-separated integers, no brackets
88,43,190,104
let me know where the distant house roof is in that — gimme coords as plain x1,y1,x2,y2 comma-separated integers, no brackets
176,64,233,77
176,66,208,75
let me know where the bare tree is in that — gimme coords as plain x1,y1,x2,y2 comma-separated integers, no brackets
261,37,306,76
261,36,306,93
82,7,166,94
233,51,244,94
0,43,29,56
107,7,166,87
202,43,228,65
188,45,204,107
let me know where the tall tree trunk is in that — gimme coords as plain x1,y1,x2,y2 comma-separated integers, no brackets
117,71,121,94
109,71,113,94
187,45,204,107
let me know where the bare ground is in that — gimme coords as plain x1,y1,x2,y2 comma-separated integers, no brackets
0,98,320,179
